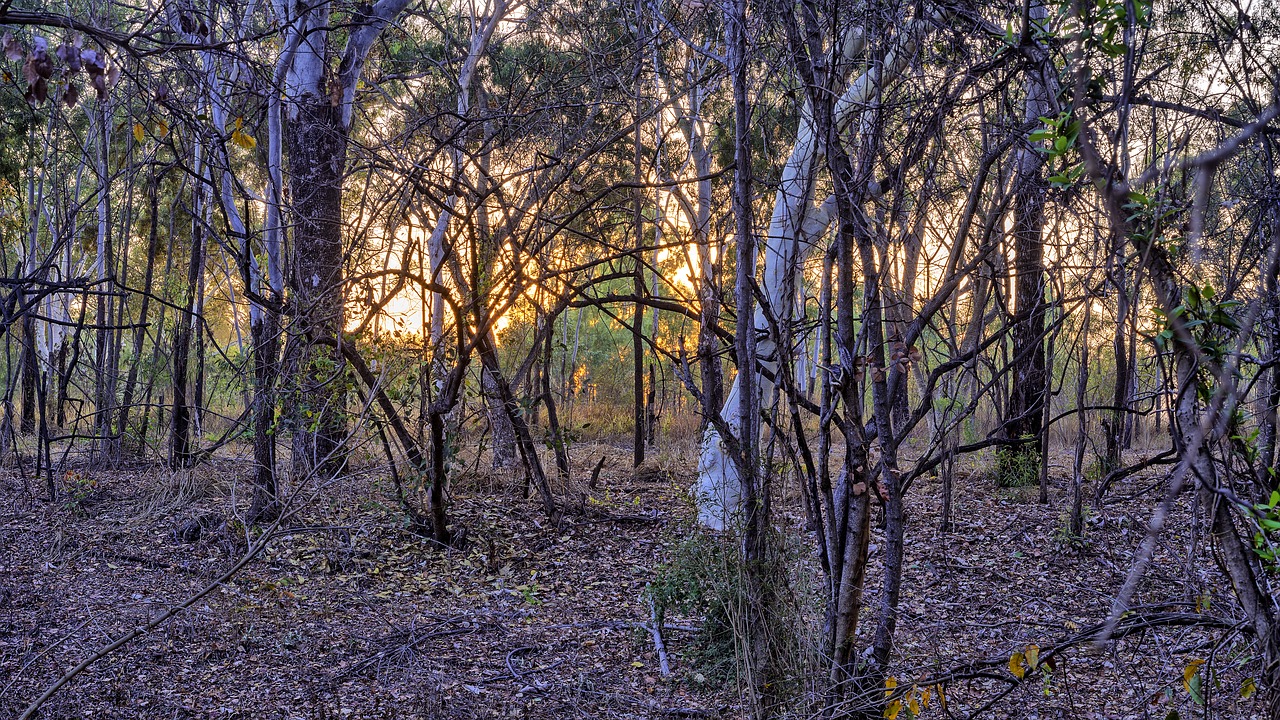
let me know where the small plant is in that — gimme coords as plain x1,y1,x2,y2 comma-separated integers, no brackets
61,470,99,515
646,532,742,684
517,582,543,606
647,525,817,696
1244,490,1280,571
995,445,1039,488
1053,506,1092,550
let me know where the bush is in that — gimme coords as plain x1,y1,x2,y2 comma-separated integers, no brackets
647,523,821,703
996,444,1040,488
647,531,741,683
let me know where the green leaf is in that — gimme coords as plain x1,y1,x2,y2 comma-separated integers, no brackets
1189,672,1204,705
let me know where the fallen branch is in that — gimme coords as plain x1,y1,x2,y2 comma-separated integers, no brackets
18,525,280,720
338,621,480,679
648,597,671,677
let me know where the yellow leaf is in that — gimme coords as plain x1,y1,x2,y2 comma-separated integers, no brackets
1009,651,1026,679
133,122,144,143
884,676,897,697
907,692,920,715
234,116,244,130
1025,643,1040,670
155,119,169,137
1241,678,1257,698
232,129,257,150
1183,659,1205,691
920,686,931,708
883,699,902,720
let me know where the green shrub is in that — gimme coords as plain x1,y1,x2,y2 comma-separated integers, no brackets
996,444,1040,488
647,532,741,683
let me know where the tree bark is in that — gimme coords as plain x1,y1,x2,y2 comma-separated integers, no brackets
1001,25,1051,485
19,312,37,435
483,358,518,470
171,169,205,469
286,96,349,480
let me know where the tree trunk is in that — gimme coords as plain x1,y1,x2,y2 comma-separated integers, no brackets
116,174,161,455
91,101,116,462
19,312,37,435
478,335,557,520
691,100,722,431
1000,31,1051,486
1104,247,1131,474
248,309,282,522
632,60,647,470
286,96,349,480
1071,300,1092,539
483,358,518,470
543,327,571,483
724,0,770,711
1259,265,1280,493
172,172,205,469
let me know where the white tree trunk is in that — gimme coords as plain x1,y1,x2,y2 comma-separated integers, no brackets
694,20,931,529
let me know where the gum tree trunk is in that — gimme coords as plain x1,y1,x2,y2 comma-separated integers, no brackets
279,0,413,479
695,17,933,530
1001,14,1051,485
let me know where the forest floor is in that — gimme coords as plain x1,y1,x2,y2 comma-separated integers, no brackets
0,432,1269,719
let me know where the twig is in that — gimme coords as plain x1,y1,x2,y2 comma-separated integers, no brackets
339,619,481,679
506,646,535,679
648,597,671,677
18,526,279,720
541,619,700,633
588,454,606,488
0,618,93,699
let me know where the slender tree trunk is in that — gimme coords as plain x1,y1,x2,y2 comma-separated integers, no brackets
1039,277,1060,504
91,101,116,461
724,0,774,711
192,250,208,441
1105,249,1131,473
19,313,37,435
116,174,161,455
56,301,84,429
543,327,571,483
1071,300,1092,539
1001,34,1050,485
1258,263,1280,493
692,113,722,430
645,364,657,447
172,171,205,469
139,199,179,453
632,53,647,470
105,149,136,464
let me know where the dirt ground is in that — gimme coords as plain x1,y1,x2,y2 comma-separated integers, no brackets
0,437,1270,719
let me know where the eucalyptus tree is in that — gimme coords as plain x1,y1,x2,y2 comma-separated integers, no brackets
999,0,1055,488
701,0,1085,707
